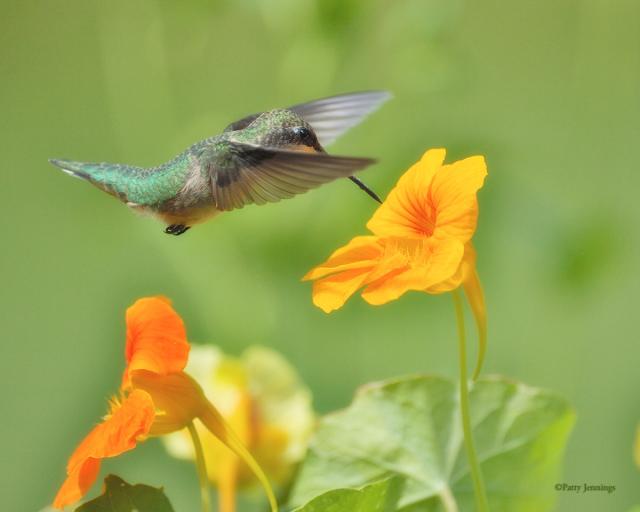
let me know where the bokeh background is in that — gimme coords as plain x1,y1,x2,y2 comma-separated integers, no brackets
1,1,639,510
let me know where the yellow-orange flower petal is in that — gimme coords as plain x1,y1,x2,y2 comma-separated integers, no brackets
53,390,155,509
425,243,476,294
366,148,446,238
131,370,208,436
52,457,100,510
430,156,487,242
306,236,409,313
362,237,464,305
307,235,466,312
311,267,376,313
302,236,383,281
124,297,189,384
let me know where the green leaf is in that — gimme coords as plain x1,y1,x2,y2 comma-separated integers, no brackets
293,477,403,512
75,474,174,512
291,375,574,512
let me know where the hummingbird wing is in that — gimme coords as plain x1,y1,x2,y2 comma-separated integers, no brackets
288,91,391,146
207,142,375,211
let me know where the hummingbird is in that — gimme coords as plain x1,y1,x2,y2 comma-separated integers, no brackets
50,91,391,235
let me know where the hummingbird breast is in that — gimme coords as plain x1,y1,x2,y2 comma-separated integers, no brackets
150,154,218,224
149,203,221,227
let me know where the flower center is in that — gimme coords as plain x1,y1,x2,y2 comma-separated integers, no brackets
418,191,437,236
103,395,123,420
385,237,433,267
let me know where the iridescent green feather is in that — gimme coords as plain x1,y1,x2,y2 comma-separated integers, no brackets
49,154,193,206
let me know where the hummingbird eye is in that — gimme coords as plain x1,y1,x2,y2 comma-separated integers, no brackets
291,126,314,146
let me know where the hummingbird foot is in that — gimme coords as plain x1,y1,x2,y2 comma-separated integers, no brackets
165,224,191,236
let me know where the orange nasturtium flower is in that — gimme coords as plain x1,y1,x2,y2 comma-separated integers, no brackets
52,297,277,512
304,148,488,375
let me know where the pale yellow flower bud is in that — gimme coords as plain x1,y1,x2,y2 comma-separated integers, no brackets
163,345,315,494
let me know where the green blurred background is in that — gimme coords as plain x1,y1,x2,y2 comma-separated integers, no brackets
1,0,638,510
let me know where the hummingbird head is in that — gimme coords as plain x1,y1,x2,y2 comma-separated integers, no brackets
245,109,325,153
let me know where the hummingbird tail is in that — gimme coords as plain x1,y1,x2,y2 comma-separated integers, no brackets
349,176,382,203
49,158,147,203
49,159,91,181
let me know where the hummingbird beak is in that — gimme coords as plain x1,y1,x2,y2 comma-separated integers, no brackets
349,176,382,204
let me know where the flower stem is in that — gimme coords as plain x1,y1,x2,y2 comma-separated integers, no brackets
439,486,459,512
218,458,238,512
452,290,490,512
188,421,211,512
199,403,279,512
